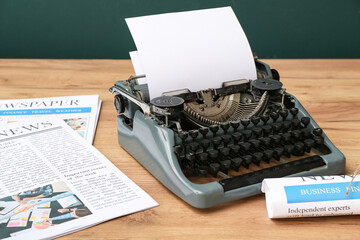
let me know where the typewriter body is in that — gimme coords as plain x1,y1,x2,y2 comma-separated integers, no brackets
109,59,345,208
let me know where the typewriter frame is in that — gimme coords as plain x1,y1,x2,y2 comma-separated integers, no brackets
110,60,345,208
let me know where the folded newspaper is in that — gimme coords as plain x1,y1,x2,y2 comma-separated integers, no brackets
0,118,158,239
0,95,102,143
261,176,360,218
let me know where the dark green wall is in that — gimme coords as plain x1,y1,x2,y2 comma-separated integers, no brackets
0,0,359,59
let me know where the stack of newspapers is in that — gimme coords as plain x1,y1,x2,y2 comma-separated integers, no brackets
0,95,158,240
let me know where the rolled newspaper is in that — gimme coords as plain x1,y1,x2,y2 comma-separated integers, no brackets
261,175,360,218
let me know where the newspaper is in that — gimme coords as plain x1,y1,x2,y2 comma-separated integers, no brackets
0,95,102,143
0,118,158,239
261,176,360,218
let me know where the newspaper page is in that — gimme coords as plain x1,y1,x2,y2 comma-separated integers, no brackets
261,176,360,218
0,118,158,239
0,95,101,143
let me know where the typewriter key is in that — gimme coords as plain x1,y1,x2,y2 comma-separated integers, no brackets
230,120,240,131
220,122,230,134
301,117,311,127
290,108,299,118
260,115,270,125
279,109,289,120
199,127,209,138
313,128,323,136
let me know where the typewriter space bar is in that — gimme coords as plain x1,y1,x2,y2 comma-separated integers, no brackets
219,155,326,192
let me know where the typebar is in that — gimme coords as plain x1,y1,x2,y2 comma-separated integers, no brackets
219,155,326,192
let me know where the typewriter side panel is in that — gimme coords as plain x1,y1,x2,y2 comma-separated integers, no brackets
116,111,223,208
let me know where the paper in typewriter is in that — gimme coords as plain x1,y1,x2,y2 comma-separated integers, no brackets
129,51,147,85
126,7,257,99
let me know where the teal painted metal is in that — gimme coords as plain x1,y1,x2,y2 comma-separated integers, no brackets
112,76,345,208
114,97,345,208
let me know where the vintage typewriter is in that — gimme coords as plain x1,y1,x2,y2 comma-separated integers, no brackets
109,58,345,208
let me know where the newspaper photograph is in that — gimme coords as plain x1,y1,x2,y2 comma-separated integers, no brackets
0,95,101,143
0,118,158,239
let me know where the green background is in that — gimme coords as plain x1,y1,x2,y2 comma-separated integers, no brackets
0,0,359,59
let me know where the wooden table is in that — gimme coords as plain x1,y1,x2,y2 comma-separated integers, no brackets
1,59,360,239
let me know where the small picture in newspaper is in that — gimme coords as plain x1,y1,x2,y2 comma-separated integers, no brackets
0,181,92,239
63,117,89,138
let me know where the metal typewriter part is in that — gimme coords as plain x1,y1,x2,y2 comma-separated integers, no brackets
109,60,345,208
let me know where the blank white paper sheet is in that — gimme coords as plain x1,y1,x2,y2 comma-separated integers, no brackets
126,7,257,99
129,51,147,85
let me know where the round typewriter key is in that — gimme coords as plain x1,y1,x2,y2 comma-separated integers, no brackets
273,147,284,160
314,136,325,145
279,109,289,120
231,132,243,142
290,108,299,118
242,155,253,168
220,122,230,134
198,152,209,162
294,142,305,156
262,125,272,136
313,128,323,136
209,163,220,176
241,118,250,128
252,152,264,165
230,145,240,155
196,166,208,176
249,139,260,148
251,116,261,126
189,142,200,152
220,147,230,157
240,142,251,151
212,136,222,149
221,135,232,146
301,128,311,138
301,117,311,127
282,120,292,132
208,150,219,159
220,160,231,171
263,149,274,163
291,130,302,140
242,129,252,140
272,122,282,134
231,158,243,171
260,137,271,146
304,139,315,148
209,125,219,135
199,127,209,138
178,131,189,142
188,129,199,139
291,119,301,129
270,135,281,144
282,132,291,142
270,111,279,122
230,120,240,131
260,115,270,125
284,144,295,157
200,139,211,149
252,127,263,138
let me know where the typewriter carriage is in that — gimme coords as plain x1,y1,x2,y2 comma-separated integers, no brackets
109,59,345,208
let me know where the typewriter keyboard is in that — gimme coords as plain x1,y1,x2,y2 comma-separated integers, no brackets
173,107,328,191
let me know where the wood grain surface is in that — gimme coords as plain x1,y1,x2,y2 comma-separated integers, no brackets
0,59,359,239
